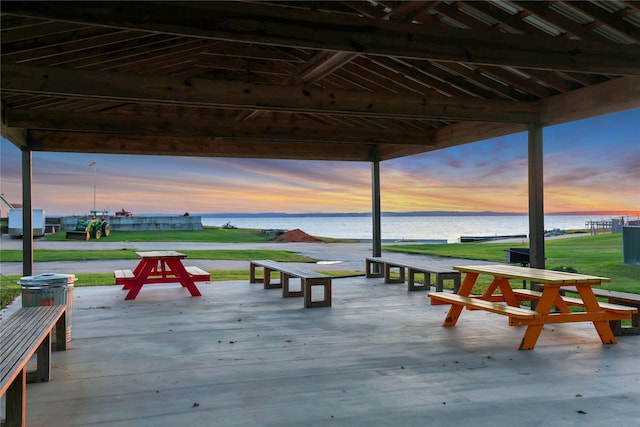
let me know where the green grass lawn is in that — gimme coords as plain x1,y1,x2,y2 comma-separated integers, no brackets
46,227,274,243
0,249,314,263
384,233,640,293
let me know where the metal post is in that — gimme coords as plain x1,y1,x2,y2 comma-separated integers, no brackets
371,159,382,268
21,148,34,276
528,121,545,270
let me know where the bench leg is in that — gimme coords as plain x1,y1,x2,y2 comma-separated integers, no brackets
6,369,27,427
282,274,303,298
304,278,332,308
55,310,67,351
249,263,261,283
607,298,640,335
263,268,282,289
436,273,461,293
385,265,405,284
30,332,52,384
408,270,430,292
365,259,384,278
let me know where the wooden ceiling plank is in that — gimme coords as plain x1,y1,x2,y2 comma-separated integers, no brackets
48,35,192,68
1,27,135,61
476,65,555,98
96,40,222,72
562,1,640,42
464,2,544,36
393,58,507,99
199,45,306,63
520,68,577,92
0,20,86,44
425,61,535,101
3,1,639,75
516,1,619,43
351,56,441,96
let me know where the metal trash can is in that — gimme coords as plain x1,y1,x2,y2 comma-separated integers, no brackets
504,248,530,265
19,273,76,342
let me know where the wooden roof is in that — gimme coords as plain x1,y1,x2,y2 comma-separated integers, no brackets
2,1,639,162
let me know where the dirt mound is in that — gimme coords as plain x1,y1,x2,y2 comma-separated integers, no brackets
275,228,324,243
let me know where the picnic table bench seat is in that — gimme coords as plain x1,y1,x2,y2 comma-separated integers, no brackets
365,256,461,292
430,293,540,323
114,269,135,280
1,306,67,427
184,266,211,281
114,267,210,282
526,286,640,335
249,260,331,308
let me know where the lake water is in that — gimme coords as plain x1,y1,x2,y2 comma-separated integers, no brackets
201,214,620,243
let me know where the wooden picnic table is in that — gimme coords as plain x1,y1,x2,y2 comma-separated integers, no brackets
429,264,636,350
114,251,209,300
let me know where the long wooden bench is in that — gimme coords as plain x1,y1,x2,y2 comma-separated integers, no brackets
1,306,67,427
249,260,332,308
365,257,461,292
521,287,639,335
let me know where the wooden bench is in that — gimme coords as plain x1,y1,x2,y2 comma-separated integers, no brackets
365,257,461,292
430,292,540,324
527,286,640,335
249,260,332,308
1,306,67,427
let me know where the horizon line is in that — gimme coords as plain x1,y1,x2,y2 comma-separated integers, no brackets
39,209,640,217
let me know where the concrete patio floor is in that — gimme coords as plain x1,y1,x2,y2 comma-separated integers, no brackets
2,275,639,427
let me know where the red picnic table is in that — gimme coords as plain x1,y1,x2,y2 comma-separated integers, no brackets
114,251,210,300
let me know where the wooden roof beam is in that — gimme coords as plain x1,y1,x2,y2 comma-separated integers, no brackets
539,76,640,126
1,64,540,123
3,107,438,146
19,130,378,161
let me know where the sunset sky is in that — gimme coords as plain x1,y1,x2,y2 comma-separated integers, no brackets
1,108,638,216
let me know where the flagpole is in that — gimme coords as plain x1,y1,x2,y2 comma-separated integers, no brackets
90,161,97,213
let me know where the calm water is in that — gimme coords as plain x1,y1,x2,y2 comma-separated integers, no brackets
201,214,622,243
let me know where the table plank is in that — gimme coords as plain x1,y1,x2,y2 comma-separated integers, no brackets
135,250,186,258
453,264,609,285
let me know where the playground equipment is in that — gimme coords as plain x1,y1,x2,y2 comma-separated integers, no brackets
66,210,110,240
